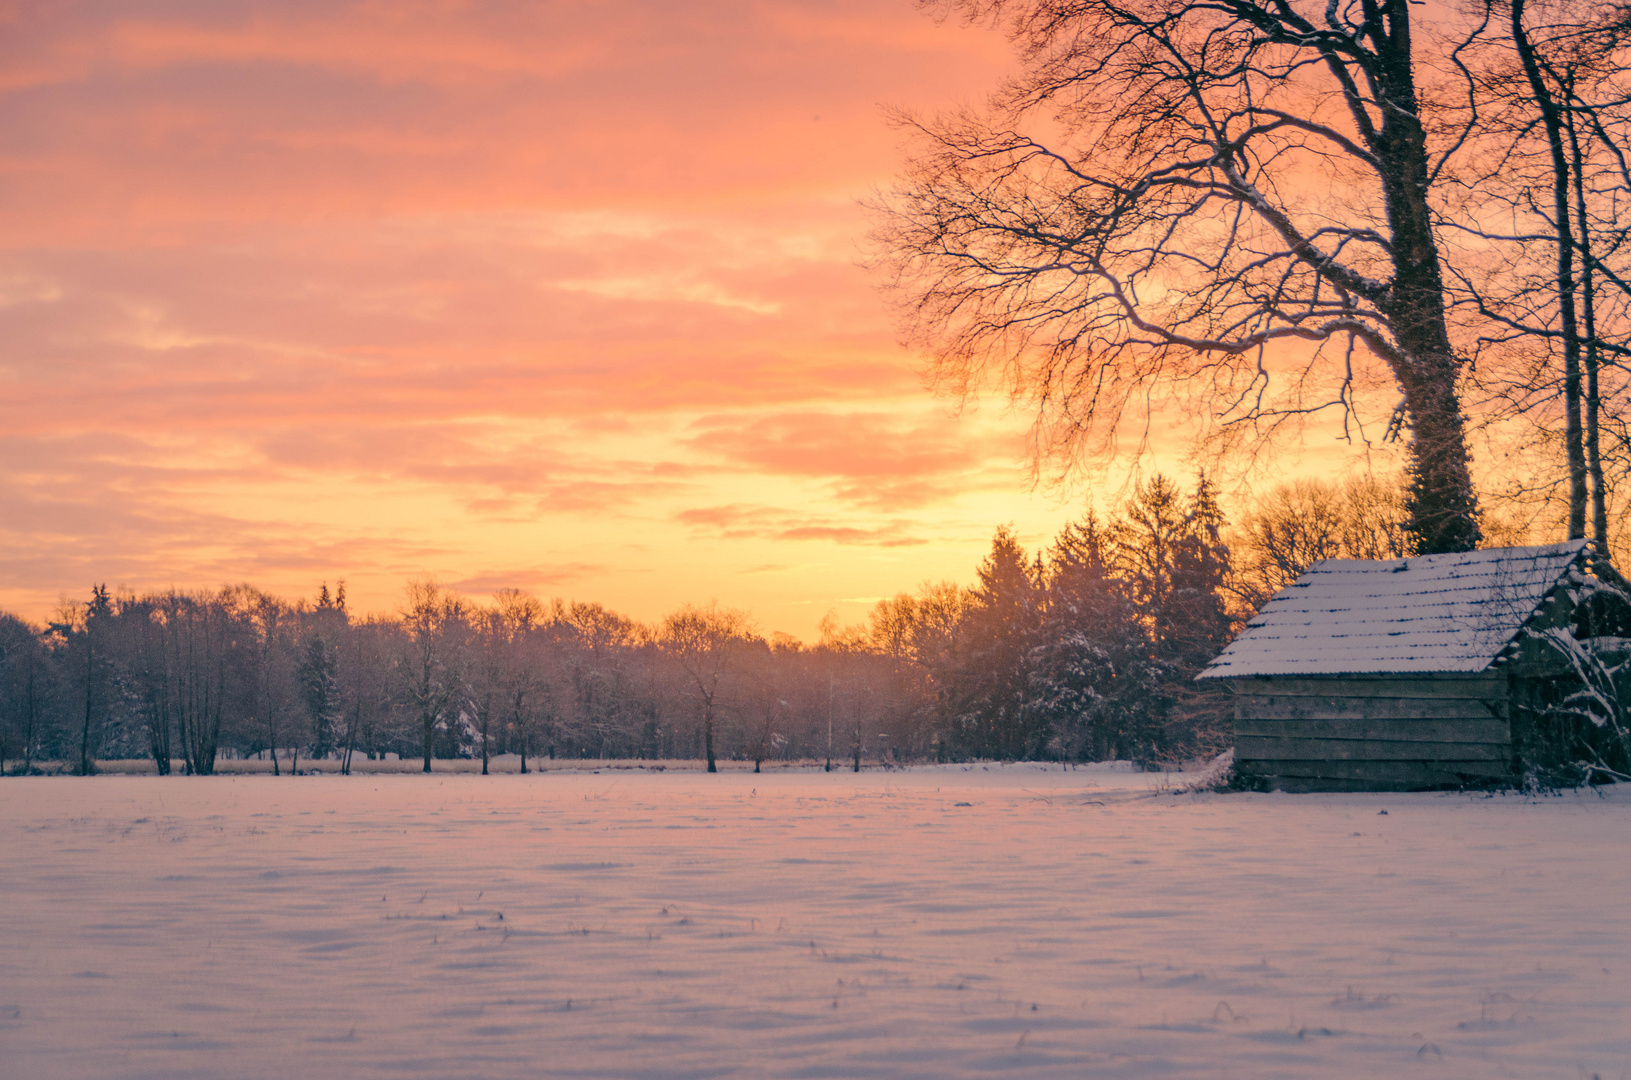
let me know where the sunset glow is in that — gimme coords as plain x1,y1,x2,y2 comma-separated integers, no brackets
0,1,1360,636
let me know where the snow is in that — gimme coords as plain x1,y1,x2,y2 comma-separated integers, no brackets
2,768,1628,1079
1200,542,1590,677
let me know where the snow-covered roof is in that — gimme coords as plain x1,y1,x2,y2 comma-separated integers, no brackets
1198,541,1589,678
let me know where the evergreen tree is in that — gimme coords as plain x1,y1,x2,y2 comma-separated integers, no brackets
943,526,1042,759
62,585,115,776
1027,512,1148,761
1029,476,1238,764
297,634,341,760
1114,476,1189,658
1166,474,1234,668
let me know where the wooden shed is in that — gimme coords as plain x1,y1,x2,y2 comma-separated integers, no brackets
1198,540,1600,792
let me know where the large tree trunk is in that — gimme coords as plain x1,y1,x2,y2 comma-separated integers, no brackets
1369,7,1482,553
1396,364,1482,554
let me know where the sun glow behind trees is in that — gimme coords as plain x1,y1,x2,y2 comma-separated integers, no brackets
2,472,1335,774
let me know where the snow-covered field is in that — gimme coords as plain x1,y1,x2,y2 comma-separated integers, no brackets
2,767,1627,1079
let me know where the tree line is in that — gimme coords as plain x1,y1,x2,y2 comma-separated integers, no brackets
0,473,1424,776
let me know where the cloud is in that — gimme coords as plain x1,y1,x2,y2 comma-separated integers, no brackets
447,565,607,597
777,525,927,548
0,460,453,612
675,503,926,547
0,1,1015,236
683,408,1025,507
0,210,918,445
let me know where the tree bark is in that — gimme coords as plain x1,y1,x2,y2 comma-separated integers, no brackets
1364,6,1482,553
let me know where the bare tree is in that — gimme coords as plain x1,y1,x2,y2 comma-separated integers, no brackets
660,602,754,773
740,645,785,774
240,589,300,775
1451,0,1631,562
1231,474,1409,603
338,618,385,776
877,0,1488,553
492,590,561,774
562,601,647,759
160,589,234,777
401,580,467,773
1338,473,1413,560
123,596,176,775
467,610,504,776
1235,479,1347,599
1512,0,1590,535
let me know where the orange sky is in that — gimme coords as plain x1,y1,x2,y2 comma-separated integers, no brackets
0,1,1384,638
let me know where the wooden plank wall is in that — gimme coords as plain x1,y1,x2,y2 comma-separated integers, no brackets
1227,675,1512,792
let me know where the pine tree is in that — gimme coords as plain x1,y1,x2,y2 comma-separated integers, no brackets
1166,474,1234,668
943,526,1042,759
72,585,114,776
1027,512,1149,761
298,634,341,760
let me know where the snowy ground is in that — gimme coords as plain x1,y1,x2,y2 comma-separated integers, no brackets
2,767,1627,1079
